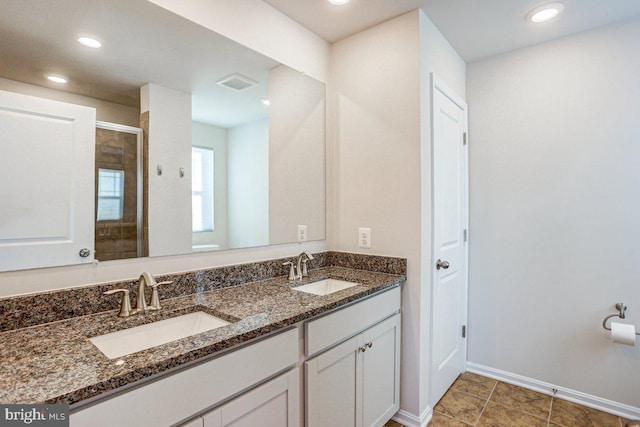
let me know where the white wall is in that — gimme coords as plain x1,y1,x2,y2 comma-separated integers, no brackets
147,0,329,83
329,11,465,423
269,65,326,244
227,119,269,248
0,3,328,298
467,19,640,408
142,83,193,257
0,77,139,127
330,10,465,424
192,121,228,250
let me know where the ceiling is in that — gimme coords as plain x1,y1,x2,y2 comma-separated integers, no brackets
3,0,639,123
0,0,278,128
263,0,424,44
263,0,640,62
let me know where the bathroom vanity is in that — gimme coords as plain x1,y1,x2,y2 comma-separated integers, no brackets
0,253,405,427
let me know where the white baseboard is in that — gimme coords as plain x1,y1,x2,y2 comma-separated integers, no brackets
466,362,640,420
392,407,432,427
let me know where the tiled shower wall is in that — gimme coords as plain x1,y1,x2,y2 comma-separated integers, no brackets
94,127,140,261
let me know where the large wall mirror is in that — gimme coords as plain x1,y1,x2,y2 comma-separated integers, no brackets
0,0,326,272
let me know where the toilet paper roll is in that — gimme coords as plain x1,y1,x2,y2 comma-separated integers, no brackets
611,322,636,346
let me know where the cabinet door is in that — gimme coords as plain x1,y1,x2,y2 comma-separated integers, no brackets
179,418,203,427
305,334,363,427
361,314,401,427
203,369,300,427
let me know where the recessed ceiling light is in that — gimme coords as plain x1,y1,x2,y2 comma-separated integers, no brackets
77,36,102,49
526,2,564,23
260,98,271,106
328,0,350,5
46,74,68,84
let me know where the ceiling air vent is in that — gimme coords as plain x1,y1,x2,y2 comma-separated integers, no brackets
216,74,258,91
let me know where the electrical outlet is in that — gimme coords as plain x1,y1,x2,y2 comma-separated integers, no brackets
298,225,308,242
358,227,371,249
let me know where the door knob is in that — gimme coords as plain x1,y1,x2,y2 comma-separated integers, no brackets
436,259,450,270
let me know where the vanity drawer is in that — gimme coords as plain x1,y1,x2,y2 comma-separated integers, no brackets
71,328,298,427
304,286,400,357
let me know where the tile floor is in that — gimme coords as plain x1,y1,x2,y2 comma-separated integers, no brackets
383,372,632,427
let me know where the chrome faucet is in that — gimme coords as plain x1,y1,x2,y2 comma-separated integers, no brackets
295,252,315,281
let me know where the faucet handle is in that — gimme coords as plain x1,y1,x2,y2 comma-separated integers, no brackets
283,262,296,282
104,289,132,317
148,281,173,311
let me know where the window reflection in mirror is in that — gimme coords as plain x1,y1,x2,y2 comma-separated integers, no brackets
192,146,215,233
97,169,125,221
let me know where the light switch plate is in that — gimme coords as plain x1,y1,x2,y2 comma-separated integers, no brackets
358,227,371,249
298,225,308,242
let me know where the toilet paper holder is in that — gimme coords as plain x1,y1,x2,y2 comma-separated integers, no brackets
602,302,640,335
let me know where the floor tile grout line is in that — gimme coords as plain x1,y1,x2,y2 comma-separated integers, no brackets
451,378,501,401
442,373,626,427
486,398,555,424
433,410,473,426
473,380,498,426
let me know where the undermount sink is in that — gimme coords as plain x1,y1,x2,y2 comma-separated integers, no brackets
292,279,359,296
89,311,230,359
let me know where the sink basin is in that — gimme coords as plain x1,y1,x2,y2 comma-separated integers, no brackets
89,311,230,359
293,279,359,296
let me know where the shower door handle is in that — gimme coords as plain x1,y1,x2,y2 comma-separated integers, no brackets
436,259,450,270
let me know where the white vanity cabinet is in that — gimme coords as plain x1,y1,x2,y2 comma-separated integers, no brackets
70,286,402,427
304,287,401,427
180,368,299,427
70,328,298,427
180,418,205,427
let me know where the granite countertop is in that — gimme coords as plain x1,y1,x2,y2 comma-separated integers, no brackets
0,266,404,406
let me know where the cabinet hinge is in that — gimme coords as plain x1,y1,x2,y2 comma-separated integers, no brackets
463,132,467,146
463,229,468,242
462,325,467,338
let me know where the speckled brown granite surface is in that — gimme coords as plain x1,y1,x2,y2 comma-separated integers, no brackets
0,251,406,332
0,253,326,332
0,259,405,406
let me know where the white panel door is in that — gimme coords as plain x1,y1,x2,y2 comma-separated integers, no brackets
0,90,96,271
431,75,468,404
203,369,300,427
305,334,363,427
361,314,400,427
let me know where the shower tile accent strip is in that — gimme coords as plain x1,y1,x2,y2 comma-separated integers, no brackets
0,251,405,332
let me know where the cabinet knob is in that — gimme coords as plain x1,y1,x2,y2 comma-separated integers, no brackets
359,346,367,353
79,248,91,258
367,342,373,348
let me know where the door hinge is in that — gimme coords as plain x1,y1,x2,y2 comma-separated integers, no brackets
463,229,468,242
462,325,467,338
463,132,467,145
